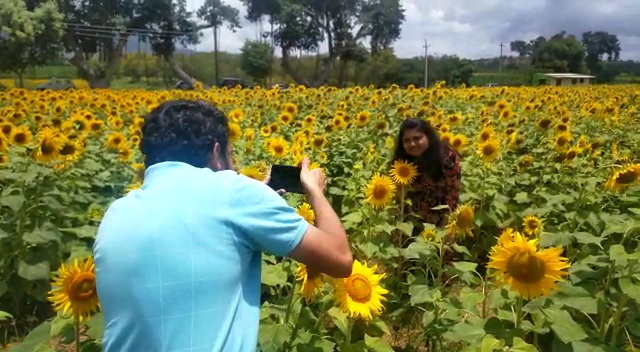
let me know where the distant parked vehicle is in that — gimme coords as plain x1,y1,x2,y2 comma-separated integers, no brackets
483,83,500,88
219,77,252,89
35,78,76,91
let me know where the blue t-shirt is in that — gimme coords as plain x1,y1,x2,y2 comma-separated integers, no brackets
93,161,308,352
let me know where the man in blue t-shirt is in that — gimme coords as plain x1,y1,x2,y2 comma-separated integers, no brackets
93,100,353,352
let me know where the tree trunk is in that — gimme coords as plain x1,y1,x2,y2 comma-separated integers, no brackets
68,35,129,88
165,55,198,86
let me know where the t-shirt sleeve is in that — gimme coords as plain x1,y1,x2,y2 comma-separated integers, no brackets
228,174,309,257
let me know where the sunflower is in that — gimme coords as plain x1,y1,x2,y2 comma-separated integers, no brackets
420,228,439,242
390,160,418,185
228,122,242,142
10,125,32,146
295,264,323,304
296,202,315,225
278,112,293,125
48,257,101,322
125,180,143,195
488,231,569,300
477,138,501,163
522,216,543,236
333,260,389,321
446,203,475,238
365,173,396,209
106,132,126,150
34,127,66,163
355,110,371,126
450,134,469,154
266,137,289,159
239,166,264,181
605,164,640,191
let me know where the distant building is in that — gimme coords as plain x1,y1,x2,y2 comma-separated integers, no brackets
532,73,595,87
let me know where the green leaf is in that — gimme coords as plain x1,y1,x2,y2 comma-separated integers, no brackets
0,310,13,321
619,277,640,302
59,225,98,239
17,260,51,281
50,314,73,338
22,223,61,245
403,240,434,259
459,287,484,313
480,334,505,352
452,243,471,255
609,245,628,266
552,285,598,314
444,317,485,344
30,343,55,352
342,211,363,224
514,192,530,204
85,313,104,341
453,261,477,273
408,285,440,305
364,334,394,352
261,262,287,287
7,321,51,352
397,222,414,237
510,337,538,352
327,307,349,338
544,308,588,343
628,208,640,215
573,232,603,248
0,227,9,240
340,341,368,352
0,194,25,212
296,334,335,352
569,341,609,352
258,322,292,352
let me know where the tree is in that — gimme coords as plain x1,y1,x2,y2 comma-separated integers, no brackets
240,40,273,84
28,0,208,88
510,40,532,57
197,0,241,85
241,0,406,86
0,0,64,87
582,31,621,82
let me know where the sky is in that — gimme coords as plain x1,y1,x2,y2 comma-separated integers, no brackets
187,0,640,61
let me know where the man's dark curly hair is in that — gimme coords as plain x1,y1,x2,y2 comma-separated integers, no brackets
140,99,229,168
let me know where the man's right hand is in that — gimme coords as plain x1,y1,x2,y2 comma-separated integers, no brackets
300,157,326,195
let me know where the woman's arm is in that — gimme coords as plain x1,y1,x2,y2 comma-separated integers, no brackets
443,147,462,212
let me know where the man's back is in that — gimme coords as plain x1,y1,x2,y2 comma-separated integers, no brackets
93,161,308,352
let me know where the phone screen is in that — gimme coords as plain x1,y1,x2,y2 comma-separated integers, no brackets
267,164,304,194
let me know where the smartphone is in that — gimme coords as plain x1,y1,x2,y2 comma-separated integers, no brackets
267,164,304,194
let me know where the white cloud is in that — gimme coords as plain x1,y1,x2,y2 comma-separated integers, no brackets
188,0,640,60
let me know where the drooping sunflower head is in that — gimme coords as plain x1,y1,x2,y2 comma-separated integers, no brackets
333,260,389,321
390,159,418,186
488,232,569,300
48,257,101,322
446,203,475,238
605,164,640,192
365,173,396,210
295,264,324,304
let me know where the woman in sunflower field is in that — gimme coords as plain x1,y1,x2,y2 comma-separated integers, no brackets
391,118,462,237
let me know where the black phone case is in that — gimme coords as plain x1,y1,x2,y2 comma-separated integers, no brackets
268,165,304,194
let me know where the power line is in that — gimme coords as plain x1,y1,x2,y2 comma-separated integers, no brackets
64,22,201,36
69,27,191,39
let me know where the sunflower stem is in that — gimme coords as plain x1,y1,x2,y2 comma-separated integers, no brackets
284,279,298,324
609,295,629,346
514,295,524,332
74,318,80,352
345,318,354,344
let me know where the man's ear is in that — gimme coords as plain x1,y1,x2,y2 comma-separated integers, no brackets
209,142,223,171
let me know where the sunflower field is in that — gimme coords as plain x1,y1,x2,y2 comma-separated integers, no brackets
0,84,639,352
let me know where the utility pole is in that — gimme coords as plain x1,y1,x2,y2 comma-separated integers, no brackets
499,42,505,73
423,39,431,88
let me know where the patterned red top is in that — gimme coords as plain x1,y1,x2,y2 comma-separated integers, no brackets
404,144,462,227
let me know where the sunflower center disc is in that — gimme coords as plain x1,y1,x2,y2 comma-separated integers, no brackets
70,273,97,300
506,251,546,284
372,185,388,199
346,274,372,303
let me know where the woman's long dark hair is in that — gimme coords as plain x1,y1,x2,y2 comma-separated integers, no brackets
391,118,446,181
